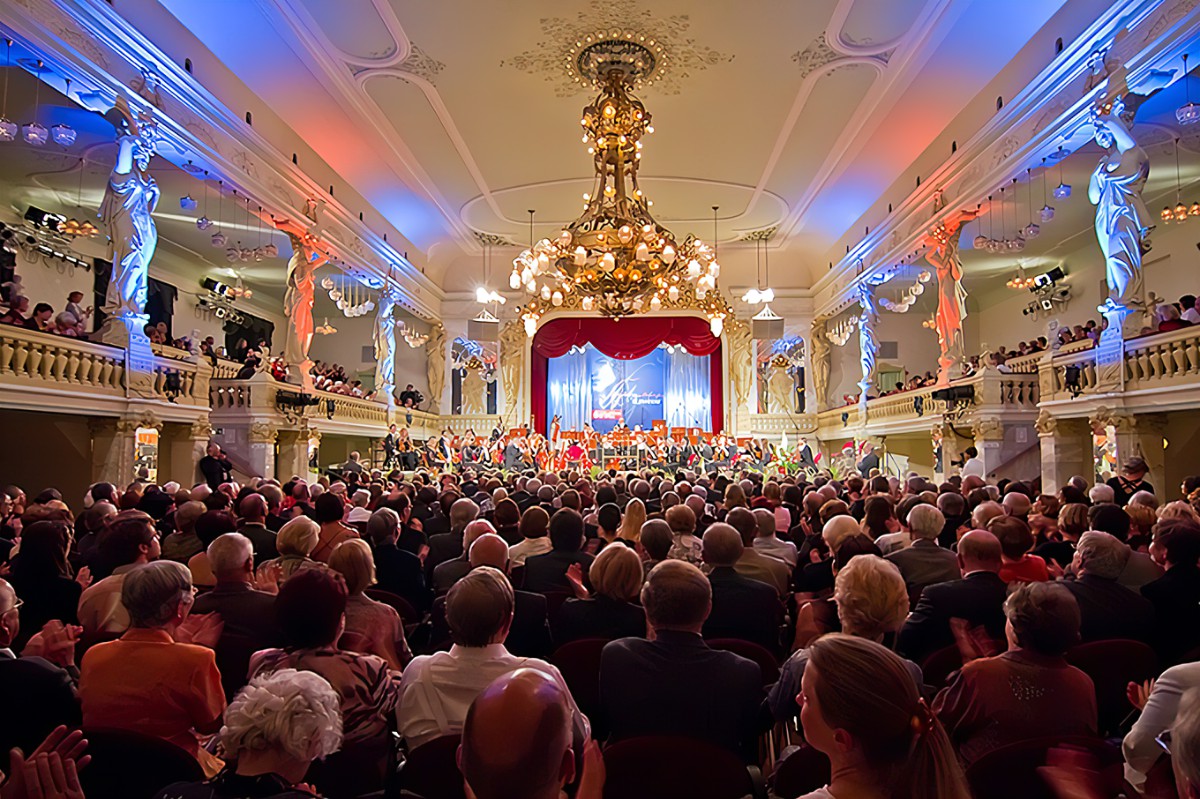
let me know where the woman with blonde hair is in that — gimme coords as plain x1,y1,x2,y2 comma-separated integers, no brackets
328,538,411,669
796,634,970,799
262,516,320,583
618,497,646,544
555,543,646,644
771,554,916,720
722,482,748,514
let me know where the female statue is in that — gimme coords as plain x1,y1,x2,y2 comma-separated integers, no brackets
100,98,159,318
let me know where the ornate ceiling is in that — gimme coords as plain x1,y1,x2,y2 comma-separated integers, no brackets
143,0,1089,292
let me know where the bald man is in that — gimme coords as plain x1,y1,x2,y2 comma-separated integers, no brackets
0,579,80,760
459,669,604,799
235,493,277,565
701,523,783,654
897,529,1008,662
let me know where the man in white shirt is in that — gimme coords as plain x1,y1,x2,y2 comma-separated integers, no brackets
960,446,985,479
1181,294,1200,324
396,566,589,749
750,508,798,568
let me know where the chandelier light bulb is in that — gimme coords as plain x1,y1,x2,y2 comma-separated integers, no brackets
0,118,15,141
1053,182,1072,199
22,121,47,146
50,123,75,147
524,317,536,336
709,316,723,336
1176,202,1189,222
1162,205,1174,223
1040,205,1055,222
1191,202,1200,217
650,294,662,311
635,241,650,261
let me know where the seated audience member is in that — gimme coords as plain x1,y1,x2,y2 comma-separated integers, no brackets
262,516,319,584
1123,659,1200,791
310,493,359,563
727,507,789,595
886,504,959,594
752,507,799,567
367,507,429,613
79,561,225,776
458,533,551,658
235,493,278,565
795,514,863,595
769,555,916,723
459,670,605,799
555,543,645,644
793,534,881,649
898,530,1008,663
665,504,704,565
425,497,479,578
188,510,237,588
0,578,80,761
398,567,586,750
1034,501,1088,569
990,516,1049,584
8,519,85,650
971,500,1005,532
192,533,279,700
249,567,401,746
1142,518,1200,663
1064,531,1156,643
160,500,207,563
433,519,496,593
492,497,522,545
329,539,411,670
700,523,782,653
600,560,761,760
586,503,622,556
639,518,674,574
523,509,594,594
77,510,160,638
1089,483,1116,505
618,497,646,545
860,495,902,553
1090,502,1163,589
934,582,1095,764
156,668,344,799
509,505,552,566
796,634,970,799
1166,688,1200,799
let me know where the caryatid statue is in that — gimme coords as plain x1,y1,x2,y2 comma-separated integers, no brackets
99,97,160,323
425,323,447,414
275,218,327,393
924,207,978,387
373,286,399,405
857,283,879,412
809,320,831,412
1089,98,1152,326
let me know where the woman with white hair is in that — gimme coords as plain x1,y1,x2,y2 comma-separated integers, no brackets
154,668,344,798
769,554,916,722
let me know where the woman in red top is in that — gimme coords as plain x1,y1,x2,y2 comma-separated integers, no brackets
990,515,1050,584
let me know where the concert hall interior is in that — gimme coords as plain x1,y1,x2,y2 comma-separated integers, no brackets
4,1,1200,797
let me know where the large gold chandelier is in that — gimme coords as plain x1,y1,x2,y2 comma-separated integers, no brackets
511,45,730,336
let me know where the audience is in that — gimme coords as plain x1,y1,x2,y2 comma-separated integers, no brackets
700,522,783,653
554,543,645,644
329,539,412,669
1064,531,1156,643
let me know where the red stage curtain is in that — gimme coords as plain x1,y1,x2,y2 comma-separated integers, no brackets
530,316,724,435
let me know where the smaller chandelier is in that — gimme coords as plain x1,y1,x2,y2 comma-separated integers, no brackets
314,317,337,335
50,123,75,147
1178,54,1200,125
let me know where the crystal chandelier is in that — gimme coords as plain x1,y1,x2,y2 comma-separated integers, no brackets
510,45,731,336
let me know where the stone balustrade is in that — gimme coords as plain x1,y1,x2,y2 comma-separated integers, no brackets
748,413,818,436
1123,326,1200,389
0,325,211,411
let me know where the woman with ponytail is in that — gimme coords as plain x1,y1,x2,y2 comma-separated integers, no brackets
796,634,970,799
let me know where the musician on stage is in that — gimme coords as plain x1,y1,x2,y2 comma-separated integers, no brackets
382,423,400,470
422,437,444,471
503,436,525,472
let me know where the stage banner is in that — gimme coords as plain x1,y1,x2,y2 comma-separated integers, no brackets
547,345,669,433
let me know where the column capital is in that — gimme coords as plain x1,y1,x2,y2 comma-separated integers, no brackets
971,417,1005,442
248,421,278,444
1088,406,1137,435
1034,408,1058,436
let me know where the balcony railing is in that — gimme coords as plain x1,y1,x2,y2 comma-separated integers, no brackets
1037,326,1200,403
0,325,211,409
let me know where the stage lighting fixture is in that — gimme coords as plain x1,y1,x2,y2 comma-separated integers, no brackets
23,206,65,232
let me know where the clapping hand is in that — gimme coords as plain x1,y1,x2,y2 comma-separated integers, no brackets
0,727,89,799
1127,678,1156,711
73,567,91,590
565,563,589,599
22,622,81,668
175,612,223,649
254,562,283,595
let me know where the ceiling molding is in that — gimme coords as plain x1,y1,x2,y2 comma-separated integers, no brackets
811,0,1200,318
0,0,443,320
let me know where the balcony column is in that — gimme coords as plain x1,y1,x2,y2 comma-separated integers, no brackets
1091,409,1165,485
972,417,1006,478
932,421,962,482
1036,410,1091,494
90,416,155,486
277,420,314,481
245,422,278,481
162,419,212,488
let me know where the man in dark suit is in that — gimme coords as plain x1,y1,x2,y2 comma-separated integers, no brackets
0,579,80,759
433,520,495,594
192,533,280,699
425,496,479,581
523,509,594,594
430,533,552,659
368,507,430,613
1064,531,1156,644
701,523,783,654
857,443,880,477
887,504,960,595
898,529,1008,664
235,494,278,566
1142,519,1200,663
600,560,762,760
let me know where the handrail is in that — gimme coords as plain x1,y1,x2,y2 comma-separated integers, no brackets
0,325,125,394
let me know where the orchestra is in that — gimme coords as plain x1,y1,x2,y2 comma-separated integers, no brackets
375,422,822,477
